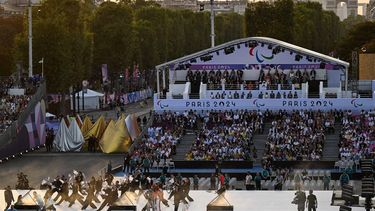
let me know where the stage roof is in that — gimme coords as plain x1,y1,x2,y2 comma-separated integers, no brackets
155,37,349,70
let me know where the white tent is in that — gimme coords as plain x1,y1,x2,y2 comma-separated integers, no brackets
53,119,84,152
70,89,104,110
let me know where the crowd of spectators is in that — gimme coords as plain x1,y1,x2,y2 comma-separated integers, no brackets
263,110,335,164
128,111,198,170
0,75,42,134
209,90,299,99
186,110,264,161
339,110,375,161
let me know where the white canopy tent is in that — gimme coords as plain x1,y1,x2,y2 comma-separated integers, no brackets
70,89,104,110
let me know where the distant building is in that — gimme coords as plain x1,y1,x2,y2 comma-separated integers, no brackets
0,0,40,15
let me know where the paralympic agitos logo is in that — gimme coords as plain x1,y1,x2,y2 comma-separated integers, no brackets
249,47,274,63
156,100,169,109
350,99,363,108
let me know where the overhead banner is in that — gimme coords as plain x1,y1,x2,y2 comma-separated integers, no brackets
154,98,374,111
189,64,339,70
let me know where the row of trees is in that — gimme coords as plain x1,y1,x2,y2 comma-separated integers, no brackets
0,0,373,93
245,0,341,55
12,0,244,92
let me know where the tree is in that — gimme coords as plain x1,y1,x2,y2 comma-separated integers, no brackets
15,0,93,93
0,15,23,76
337,21,375,61
92,2,134,79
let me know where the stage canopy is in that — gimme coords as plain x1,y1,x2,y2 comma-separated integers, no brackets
155,37,350,92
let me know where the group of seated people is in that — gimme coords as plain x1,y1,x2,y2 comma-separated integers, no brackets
209,90,299,99
186,69,244,89
339,110,375,161
130,111,198,165
259,68,316,88
0,75,42,134
186,110,264,161
263,110,333,162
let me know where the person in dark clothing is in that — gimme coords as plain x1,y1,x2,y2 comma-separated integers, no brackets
98,186,118,211
210,174,216,190
168,182,188,211
254,173,262,190
4,186,14,211
306,190,318,211
95,176,103,196
56,181,69,205
295,189,306,211
182,179,194,202
123,154,130,173
81,183,97,209
68,181,84,207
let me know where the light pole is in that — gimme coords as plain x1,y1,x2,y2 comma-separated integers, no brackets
210,0,215,48
28,0,33,77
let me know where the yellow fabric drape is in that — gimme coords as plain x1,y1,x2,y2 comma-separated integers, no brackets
81,116,93,137
99,116,132,153
84,116,106,140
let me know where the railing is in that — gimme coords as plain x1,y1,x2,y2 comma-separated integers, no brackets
0,80,46,156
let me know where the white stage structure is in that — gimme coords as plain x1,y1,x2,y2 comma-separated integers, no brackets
0,190,368,211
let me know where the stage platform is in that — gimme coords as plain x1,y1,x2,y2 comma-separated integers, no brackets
0,190,369,211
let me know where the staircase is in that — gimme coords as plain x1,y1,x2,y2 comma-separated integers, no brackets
173,132,197,161
252,122,272,165
322,123,341,161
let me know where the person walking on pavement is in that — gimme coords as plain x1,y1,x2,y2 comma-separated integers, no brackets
4,186,14,211
306,190,318,211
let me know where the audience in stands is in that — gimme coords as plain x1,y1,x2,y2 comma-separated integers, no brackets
0,75,42,134
186,110,264,161
263,110,335,163
130,111,198,167
339,110,375,161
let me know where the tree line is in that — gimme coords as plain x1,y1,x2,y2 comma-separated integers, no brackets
0,0,373,93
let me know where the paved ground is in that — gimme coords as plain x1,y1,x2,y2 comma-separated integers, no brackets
0,99,154,189
0,153,125,189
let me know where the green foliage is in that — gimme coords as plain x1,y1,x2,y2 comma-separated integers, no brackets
0,15,23,76
245,0,341,54
244,0,294,43
337,22,375,61
15,0,94,92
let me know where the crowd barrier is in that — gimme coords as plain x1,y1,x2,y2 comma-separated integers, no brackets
0,81,46,160
272,161,336,169
109,88,153,105
173,160,254,169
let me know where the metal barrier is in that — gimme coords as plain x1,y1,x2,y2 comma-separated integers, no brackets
0,80,46,154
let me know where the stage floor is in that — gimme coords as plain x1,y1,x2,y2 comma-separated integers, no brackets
0,190,366,211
